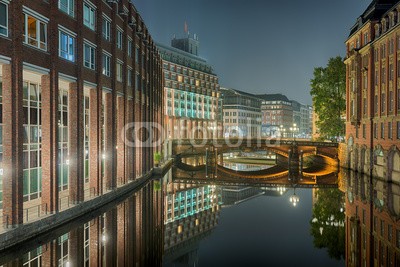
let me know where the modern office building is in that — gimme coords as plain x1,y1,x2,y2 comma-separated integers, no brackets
345,0,400,182
220,87,262,138
258,94,293,137
0,0,163,226
157,34,221,140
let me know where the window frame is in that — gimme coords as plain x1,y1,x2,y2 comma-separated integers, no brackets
83,41,96,70
0,1,8,37
58,28,76,62
58,0,74,17
83,1,96,31
23,12,48,51
102,52,111,77
102,15,111,41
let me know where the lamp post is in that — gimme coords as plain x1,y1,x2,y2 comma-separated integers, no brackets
280,125,286,139
289,123,299,141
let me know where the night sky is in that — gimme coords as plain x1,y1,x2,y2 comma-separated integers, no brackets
133,0,370,105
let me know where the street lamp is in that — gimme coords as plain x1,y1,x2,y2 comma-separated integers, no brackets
280,125,286,139
289,123,299,141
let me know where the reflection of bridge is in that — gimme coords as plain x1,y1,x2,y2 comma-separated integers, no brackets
173,162,339,188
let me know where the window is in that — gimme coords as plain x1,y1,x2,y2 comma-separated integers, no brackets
127,68,132,86
135,46,139,63
83,2,95,30
83,42,95,70
127,39,132,56
116,62,123,82
102,16,111,41
59,30,75,62
23,13,48,50
0,1,8,37
389,91,394,112
389,64,393,81
397,121,400,139
117,30,123,49
363,97,367,116
381,122,384,139
135,73,140,90
59,0,74,17
381,92,386,113
362,124,366,138
374,123,377,138
102,53,110,77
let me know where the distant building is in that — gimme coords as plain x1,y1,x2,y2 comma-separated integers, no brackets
220,87,262,138
257,94,293,137
300,104,313,138
157,34,221,140
345,0,400,181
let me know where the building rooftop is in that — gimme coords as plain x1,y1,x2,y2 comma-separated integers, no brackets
220,87,260,99
256,93,290,102
156,42,215,74
348,0,397,37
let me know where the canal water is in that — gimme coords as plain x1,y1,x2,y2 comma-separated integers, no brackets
0,165,398,266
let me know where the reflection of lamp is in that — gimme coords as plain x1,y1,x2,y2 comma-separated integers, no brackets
289,188,300,207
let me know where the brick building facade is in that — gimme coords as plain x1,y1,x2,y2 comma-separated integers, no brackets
0,0,163,226
345,0,400,182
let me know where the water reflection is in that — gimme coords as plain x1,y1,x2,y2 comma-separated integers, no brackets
0,168,398,266
0,180,164,267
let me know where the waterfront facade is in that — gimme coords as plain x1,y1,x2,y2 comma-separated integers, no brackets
157,36,221,140
292,100,313,138
0,0,163,226
344,171,400,267
344,0,400,182
258,94,293,137
220,87,262,138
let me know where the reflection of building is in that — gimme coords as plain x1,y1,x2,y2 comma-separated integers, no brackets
0,0,163,225
344,0,400,182
222,186,264,206
158,34,221,140
5,180,164,266
220,87,262,138
258,94,293,137
344,171,400,267
163,184,221,265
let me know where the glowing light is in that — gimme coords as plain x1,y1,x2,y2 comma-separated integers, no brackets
102,234,107,242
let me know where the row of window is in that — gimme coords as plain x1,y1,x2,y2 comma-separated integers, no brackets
163,63,218,83
368,121,400,140
0,2,145,79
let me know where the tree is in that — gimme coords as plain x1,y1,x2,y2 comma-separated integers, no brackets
310,56,346,140
310,188,346,260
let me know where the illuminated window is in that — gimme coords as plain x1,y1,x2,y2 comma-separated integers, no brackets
177,225,183,234
23,13,47,50
195,219,199,226
178,75,183,82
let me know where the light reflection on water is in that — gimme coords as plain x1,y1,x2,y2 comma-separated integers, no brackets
0,167,399,267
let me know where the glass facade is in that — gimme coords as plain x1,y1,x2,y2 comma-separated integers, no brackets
58,89,68,191
23,82,42,201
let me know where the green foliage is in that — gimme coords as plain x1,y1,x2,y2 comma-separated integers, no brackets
153,180,161,191
310,56,346,139
310,189,345,260
154,151,162,163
